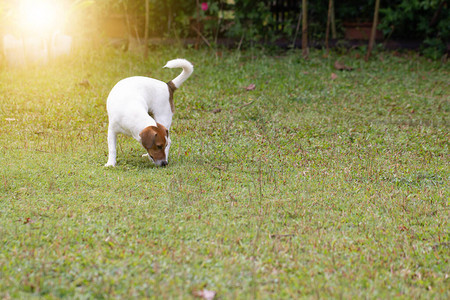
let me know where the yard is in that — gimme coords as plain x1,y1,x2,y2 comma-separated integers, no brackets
0,47,448,298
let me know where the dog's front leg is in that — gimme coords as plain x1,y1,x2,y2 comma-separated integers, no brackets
165,135,171,163
105,129,118,167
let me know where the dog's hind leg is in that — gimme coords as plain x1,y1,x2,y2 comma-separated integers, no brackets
105,129,118,167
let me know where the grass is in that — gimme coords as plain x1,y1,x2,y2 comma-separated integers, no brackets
0,46,448,299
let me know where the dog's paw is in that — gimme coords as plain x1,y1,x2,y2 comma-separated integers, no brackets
104,162,116,167
142,153,149,157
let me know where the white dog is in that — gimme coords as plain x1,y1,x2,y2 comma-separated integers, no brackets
105,58,193,167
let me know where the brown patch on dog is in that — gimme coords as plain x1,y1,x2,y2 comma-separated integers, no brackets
139,123,168,162
167,80,177,113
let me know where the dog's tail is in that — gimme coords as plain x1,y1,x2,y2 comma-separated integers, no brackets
163,59,194,89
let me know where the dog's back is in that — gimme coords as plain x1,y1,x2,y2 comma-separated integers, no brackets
106,76,170,118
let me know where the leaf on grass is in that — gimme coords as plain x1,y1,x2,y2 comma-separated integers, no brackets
270,233,295,239
78,79,91,88
331,73,338,80
193,289,216,300
244,83,256,91
398,225,409,232
334,60,353,71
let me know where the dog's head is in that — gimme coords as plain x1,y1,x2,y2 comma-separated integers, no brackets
140,123,169,167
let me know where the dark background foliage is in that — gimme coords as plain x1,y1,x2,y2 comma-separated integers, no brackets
1,0,448,57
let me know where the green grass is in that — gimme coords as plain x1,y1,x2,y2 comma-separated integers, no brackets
0,47,449,299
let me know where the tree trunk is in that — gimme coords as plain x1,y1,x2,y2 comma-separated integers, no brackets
365,0,380,61
144,0,149,57
291,5,302,48
325,0,333,53
302,0,308,59
195,0,201,49
331,0,336,39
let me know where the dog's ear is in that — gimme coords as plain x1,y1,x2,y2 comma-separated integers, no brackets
139,126,157,150
156,123,169,137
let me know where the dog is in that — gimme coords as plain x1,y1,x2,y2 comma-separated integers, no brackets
105,58,193,167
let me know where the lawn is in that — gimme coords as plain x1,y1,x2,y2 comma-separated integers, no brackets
0,46,448,299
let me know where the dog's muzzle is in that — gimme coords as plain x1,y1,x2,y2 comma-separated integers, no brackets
143,153,168,167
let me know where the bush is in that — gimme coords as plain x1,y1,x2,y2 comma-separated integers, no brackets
75,0,449,57
379,0,449,57
95,0,196,38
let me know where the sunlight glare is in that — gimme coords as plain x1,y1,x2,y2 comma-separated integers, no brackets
19,0,61,34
